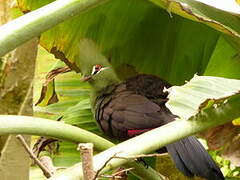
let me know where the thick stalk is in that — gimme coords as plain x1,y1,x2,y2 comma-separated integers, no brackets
0,115,163,180
0,0,108,56
0,115,113,151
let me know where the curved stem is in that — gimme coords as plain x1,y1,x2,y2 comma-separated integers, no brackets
0,0,108,56
0,115,163,179
0,115,113,150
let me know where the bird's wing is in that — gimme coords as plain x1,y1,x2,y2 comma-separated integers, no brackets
95,88,174,140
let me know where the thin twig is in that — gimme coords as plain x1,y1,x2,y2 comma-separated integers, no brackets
16,135,53,178
99,175,122,179
112,167,134,177
39,156,57,175
78,143,95,180
94,153,120,180
94,152,165,179
99,168,134,179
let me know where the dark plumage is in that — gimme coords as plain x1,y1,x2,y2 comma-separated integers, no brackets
94,74,224,180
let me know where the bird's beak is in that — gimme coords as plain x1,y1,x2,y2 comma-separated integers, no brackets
81,75,92,82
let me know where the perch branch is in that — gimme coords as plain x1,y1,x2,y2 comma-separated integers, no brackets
16,135,53,178
78,143,96,180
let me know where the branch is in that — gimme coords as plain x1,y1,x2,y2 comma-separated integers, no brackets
0,115,114,151
39,156,57,176
94,153,119,179
16,135,53,178
100,167,133,179
111,167,134,178
78,143,95,180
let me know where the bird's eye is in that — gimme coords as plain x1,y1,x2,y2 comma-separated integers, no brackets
91,64,102,75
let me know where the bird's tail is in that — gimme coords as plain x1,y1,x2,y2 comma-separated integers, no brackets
166,136,224,180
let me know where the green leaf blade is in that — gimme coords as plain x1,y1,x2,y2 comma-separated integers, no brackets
166,75,240,119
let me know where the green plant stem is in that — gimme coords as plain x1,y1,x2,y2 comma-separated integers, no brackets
0,0,108,57
0,115,113,151
0,115,163,180
50,94,240,179
0,94,239,180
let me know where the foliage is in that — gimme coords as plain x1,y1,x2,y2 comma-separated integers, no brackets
0,0,239,179
23,0,240,179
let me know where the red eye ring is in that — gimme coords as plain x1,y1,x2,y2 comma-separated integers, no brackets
95,64,102,69
92,64,102,75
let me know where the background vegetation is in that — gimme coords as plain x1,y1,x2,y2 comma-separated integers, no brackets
0,0,239,179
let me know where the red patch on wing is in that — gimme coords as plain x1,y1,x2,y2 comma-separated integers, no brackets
128,128,153,137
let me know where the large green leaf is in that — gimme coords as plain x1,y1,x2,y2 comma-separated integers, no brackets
204,35,240,79
18,0,221,85
148,0,240,37
0,0,236,58
166,75,240,119
18,0,240,38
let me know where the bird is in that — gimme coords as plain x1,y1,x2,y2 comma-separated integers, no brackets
78,41,224,179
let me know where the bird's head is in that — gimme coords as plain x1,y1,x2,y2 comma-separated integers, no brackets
78,39,120,93
81,64,110,81
81,64,119,93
